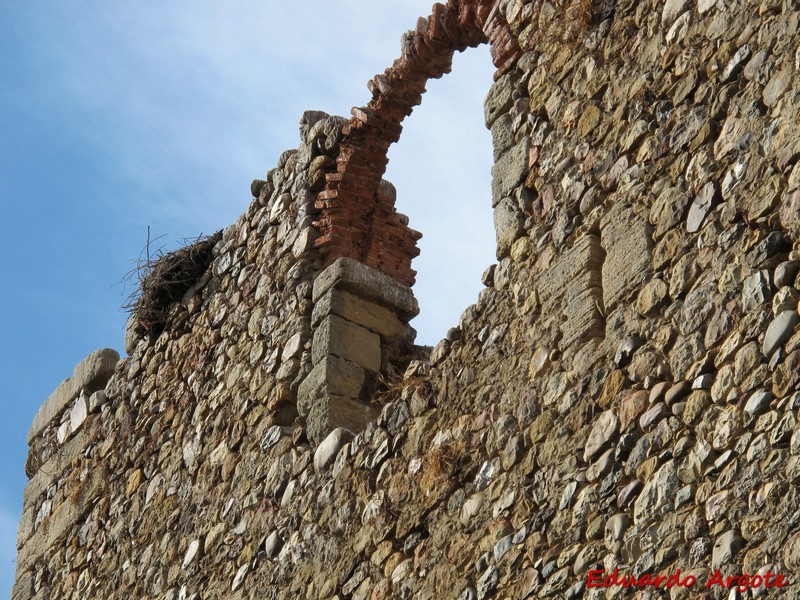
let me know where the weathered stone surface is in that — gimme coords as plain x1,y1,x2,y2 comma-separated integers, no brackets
561,282,604,347
491,138,531,206
742,270,771,312
484,73,514,128
539,236,600,303
23,430,90,506
679,285,715,336
712,529,745,570
781,190,800,236
721,44,751,82
182,539,202,568
15,506,34,551
68,393,88,434
619,390,648,431
313,427,355,471
491,114,514,160
584,410,618,462
312,315,381,372
312,288,406,339
784,532,800,570
601,203,652,311
28,348,118,443
281,331,304,361
297,355,365,417
775,261,800,288
686,182,719,233
493,198,525,259
231,564,249,591
637,279,669,315
10,571,32,600
604,513,631,551
537,234,604,348
651,186,692,237
16,470,102,572
309,395,379,445
763,310,799,358
763,69,790,107
640,402,668,430
312,257,418,319
634,461,679,523
124,315,140,355
662,0,689,27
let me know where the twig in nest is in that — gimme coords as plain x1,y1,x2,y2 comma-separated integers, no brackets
123,229,222,336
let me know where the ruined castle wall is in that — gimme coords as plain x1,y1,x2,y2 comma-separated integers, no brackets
15,0,800,598
13,110,417,599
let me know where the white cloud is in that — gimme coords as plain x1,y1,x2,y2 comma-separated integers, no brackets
22,0,498,343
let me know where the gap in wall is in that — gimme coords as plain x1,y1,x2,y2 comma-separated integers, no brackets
385,45,496,347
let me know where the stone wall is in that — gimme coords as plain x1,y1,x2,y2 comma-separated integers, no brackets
14,0,800,598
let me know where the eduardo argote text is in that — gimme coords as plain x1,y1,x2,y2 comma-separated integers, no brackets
587,568,788,592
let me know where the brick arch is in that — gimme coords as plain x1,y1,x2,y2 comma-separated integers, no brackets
313,0,522,286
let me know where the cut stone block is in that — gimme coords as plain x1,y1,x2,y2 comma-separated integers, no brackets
491,114,514,160
494,198,525,259
312,315,381,372
312,288,406,339
28,348,119,443
16,505,34,550
307,395,379,446
24,431,89,504
537,234,604,313
535,234,605,350
601,203,653,312
297,355,365,417
11,570,33,600
16,470,102,572
561,286,605,348
69,394,88,434
484,72,514,128
491,138,531,207
312,257,418,319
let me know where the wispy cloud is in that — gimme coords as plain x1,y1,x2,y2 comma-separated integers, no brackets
4,1,498,344
16,2,461,233
17,0,498,342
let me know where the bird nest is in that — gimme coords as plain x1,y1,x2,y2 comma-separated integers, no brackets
125,231,221,335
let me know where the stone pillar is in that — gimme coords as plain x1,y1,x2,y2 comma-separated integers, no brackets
14,349,119,600
298,257,418,444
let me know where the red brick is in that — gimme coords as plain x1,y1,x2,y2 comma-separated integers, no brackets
428,3,447,44
311,0,512,285
318,189,343,201
476,2,492,25
495,52,522,76
351,107,403,139
415,16,429,37
314,233,333,247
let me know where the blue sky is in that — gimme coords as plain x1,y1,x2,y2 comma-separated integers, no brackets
0,2,495,592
